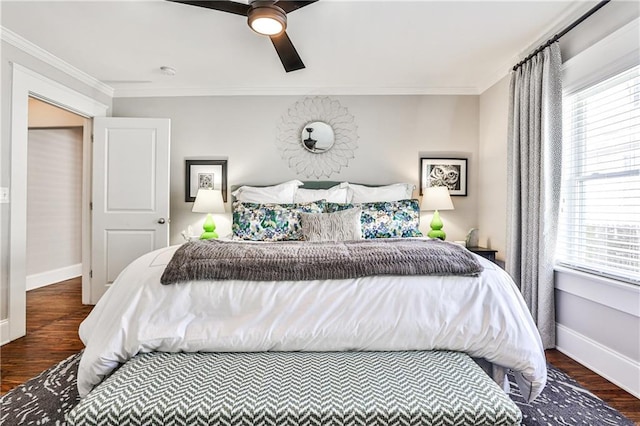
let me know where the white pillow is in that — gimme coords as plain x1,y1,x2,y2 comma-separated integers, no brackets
232,180,303,204
347,183,415,203
294,183,349,203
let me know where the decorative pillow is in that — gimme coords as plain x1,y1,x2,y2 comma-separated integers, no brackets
300,208,362,242
232,200,325,241
231,180,303,204
347,183,415,203
294,183,349,203
326,199,423,239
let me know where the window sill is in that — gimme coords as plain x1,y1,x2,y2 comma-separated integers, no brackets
554,266,640,317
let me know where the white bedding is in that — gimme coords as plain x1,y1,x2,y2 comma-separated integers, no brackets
78,242,547,401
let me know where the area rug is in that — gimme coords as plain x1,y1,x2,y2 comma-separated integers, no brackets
506,364,635,425
1,352,635,425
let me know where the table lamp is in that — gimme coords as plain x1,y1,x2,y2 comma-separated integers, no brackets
192,188,225,239
421,186,454,240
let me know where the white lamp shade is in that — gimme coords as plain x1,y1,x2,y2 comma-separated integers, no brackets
192,189,225,213
421,186,454,211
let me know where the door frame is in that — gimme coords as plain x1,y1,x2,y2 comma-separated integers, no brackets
6,64,108,342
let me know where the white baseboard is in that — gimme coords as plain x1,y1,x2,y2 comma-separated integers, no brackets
1,319,9,346
556,323,640,398
26,264,82,291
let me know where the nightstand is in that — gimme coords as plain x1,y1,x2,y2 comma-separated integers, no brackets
467,247,498,264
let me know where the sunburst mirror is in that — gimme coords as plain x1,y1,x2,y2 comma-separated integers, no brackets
276,97,358,178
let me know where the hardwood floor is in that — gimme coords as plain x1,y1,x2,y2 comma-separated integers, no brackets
1,278,639,424
0,277,92,394
545,350,640,423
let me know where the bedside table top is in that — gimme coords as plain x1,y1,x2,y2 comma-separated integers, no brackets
466,246,497,254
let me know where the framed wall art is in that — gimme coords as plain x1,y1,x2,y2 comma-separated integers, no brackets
420,157,467,196
185,159,228,202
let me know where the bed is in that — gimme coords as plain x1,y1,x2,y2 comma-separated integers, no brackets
73,180,547,424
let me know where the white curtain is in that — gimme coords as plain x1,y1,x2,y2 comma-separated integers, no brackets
507,42,562,349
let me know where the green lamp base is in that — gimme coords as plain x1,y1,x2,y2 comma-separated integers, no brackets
199,231,219,239
199,213,219,240
428,209,446,240
427,229,446,240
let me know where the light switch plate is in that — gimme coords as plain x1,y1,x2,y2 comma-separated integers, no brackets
0,187,9,203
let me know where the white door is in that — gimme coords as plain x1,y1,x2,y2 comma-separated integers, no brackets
91,117,170,303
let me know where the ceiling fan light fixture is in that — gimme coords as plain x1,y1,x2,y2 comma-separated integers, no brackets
248,5,286,36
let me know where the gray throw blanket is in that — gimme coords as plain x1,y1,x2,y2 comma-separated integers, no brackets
161,238,483,284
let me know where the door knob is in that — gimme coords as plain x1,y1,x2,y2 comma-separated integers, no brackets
157,218,166,224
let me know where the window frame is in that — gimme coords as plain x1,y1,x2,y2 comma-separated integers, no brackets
558,63,640,285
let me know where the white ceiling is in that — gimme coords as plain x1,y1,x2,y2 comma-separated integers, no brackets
1,0,596,97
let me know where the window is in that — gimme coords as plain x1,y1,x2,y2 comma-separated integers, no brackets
557,64,640,284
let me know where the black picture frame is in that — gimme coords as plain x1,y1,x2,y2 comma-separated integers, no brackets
185,159,228,202
419,157,468,196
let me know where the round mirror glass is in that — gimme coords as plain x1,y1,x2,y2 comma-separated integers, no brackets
301,121,334,153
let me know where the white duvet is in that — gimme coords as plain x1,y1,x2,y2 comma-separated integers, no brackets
78,243,547,401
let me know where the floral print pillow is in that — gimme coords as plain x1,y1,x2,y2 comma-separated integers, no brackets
326,199,423,239
232,200,326,241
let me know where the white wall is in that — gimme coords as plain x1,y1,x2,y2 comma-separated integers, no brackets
555,270,640,397
477,76,509,262
112,95,480,245
26,128,83,289
560,0,640,63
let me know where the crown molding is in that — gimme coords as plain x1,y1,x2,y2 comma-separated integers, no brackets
112,85,480,98
1,26,114,98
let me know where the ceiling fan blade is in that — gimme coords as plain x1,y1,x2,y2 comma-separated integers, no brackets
270,31,305,72
167,0,250,16
276,0,318,14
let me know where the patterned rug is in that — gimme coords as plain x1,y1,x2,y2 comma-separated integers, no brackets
1,352,635,426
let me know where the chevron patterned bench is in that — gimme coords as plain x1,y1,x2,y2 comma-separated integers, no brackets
67,350,522,426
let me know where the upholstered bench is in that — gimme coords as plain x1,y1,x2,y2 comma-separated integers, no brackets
67,350,522,426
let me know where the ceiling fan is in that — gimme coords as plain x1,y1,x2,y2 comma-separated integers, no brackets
168,1,318,72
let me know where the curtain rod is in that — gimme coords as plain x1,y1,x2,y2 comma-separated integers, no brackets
512,0,610,71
